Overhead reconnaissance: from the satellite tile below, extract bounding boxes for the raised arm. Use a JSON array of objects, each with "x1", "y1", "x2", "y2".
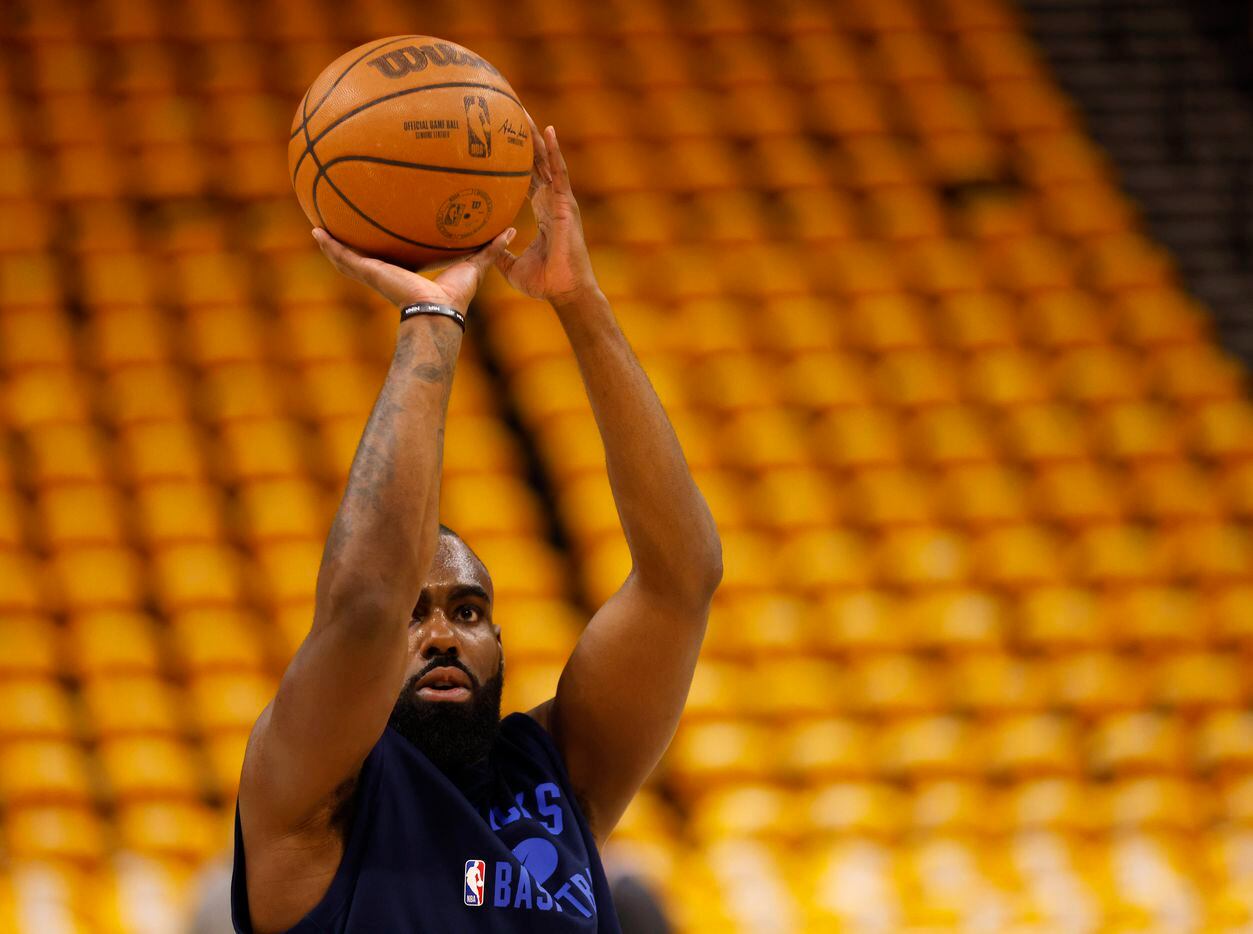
[
  {"x1": 496, "y1": 127, "x2": 723, "y2": 844},
  {"x1": 237, "y1": 229, "x2": 512, "y2": 865}
]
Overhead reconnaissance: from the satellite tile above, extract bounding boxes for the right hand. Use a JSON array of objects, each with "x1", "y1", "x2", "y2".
[{"x1": 312, "y1": 227, "x2": 516, "y2": 314}]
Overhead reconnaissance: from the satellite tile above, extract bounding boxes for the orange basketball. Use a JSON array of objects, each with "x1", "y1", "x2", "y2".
[{"x1": 288, "y1": 36, "x2": 533, "y2": 269}]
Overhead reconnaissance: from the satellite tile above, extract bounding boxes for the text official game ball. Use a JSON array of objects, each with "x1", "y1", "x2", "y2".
[{"x1": 289, "y1": 36, "x2": 534, "y2": 268}]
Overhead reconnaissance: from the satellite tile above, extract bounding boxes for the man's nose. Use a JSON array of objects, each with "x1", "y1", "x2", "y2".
[{"x1": 417, "y1": 610, "x2": 459, "y2": 657}]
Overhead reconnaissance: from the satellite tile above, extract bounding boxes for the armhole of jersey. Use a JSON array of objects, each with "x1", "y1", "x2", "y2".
[{"x1": 231, "y1": 737, "x2": 389, "y2": 932}]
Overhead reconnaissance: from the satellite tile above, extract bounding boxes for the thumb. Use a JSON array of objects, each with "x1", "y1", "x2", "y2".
[
  {"x1": 494, "y1": 247, "x2": 518, "y2": 280},
  {"x1": 465, "y1": 227, "x2": 516, "y2": 280}
]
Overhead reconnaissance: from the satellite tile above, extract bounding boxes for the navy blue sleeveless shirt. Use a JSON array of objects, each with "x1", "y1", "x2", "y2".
[{"x1": 232, "y1": 712, "x2": 621, "y2": 932}]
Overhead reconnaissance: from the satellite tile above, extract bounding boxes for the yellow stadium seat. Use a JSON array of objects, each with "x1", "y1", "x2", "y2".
[
  {"x1": 997, "y1": 403, "x2": 1091, "y2": 464},
  {"x1": 1130, "y1": 461, "x2": 1224, "y2": 522},
  {"x1": 1164, "y1": 522, "x2": 1253, "y2": 584},
  {"x1": 805, "y1": 781, "x2": 904, "y2": 838},
  {"x1": 0, "y1": 615, "x2": 58, "y2": 678},
  {"x1": 1047, "y1": 651, "x2": 1147, "y2": 717},
  {"x1": 778, "y1": 718, "x2": 875, "y2": 783},
  {"x1": 1069, "y1": 525, "x2": 1170, "y2": 586},
  {"x1": 741, "y1": 659, "x2": 842, "y2": 721},
  {"x1": 4, "y1": 368, "x2": 92, "y2": 428},
  {"x1": 908, "y1": 407, "x2": 1000, "y2": 466},
  {"x1": 688, "y1": 353, "x2": 776, "y2": 412},
  {"x1": 778, "y1": 528, "x2": 874, "y2": 593},
  {"x1": 878, "y1": 527, "x2": 972, "y2": 588},
  {"x1": 848, "y1": 653, "x2": 941, "y2": 716},
  {"x1": 217, "y1": 417, "x2": 309, "y2": 481},
  {"x1": 745, "y1": 468, "x2": 840, "y2": 533},
  {"x1": 1152, "y1": 652, "x2": 1244, "y2": 712},
  {"x1": 0, "y1": 307, "x2": 76, "y2": 369},
  {"x1": 510, "y1": 359, "x2": 593, "y2": 422},
  {"x1": 683, "y1": 660, "x2": 749, "y2": 721},
  {"x1": 80, "y1": 675, "x2": 183, "y2": 739},
  {"x1": 65, "y1": 610, "x2": 162, "y2": 678},
  {"x1": 47, "y1": 545, "x2": 146, "y2": 612},
  {"x1": 186, "y1": 672, "x2": 273, "y2": 736},
  {"x1": 1088, "y1": 712, "x2": 1186, "y2": 777},
  {"x1": 779, "y1": 351, "x2": 873, "y2": 411},
  {"x1": 690, "y1": 785, "x2": 796, "y2": 842},
  {"x1": 704, "y1": 529, "x2": 779, "y2": 594},
  {"x1": 5, "y1": 805, "x2": 105, "y2": 865},
  {"x1": 116, "y1": 801, "x2": 218, "y2": 861},
  {"x1": 98, "y1": 363, "x2": 189, "y2": 427},
  {"x1": 965, "y1": 349, "x2": 1053, "y2": 407},
  {"x1": 707, "y1": 593, "x2": 812, "y2": 658},
  {"x1": 932, "y1": 292, "x2": 1018, "y2": 351},
  {"x1": 1017, "y1": 131, "x2": 1110, "y2": 188},
  {"x1": 118, "y1": 422, "x2": 209, "y2": 484},
  {"x1": 902, "y1": 240, "x2": 989, "y2": 298},
  {"x1": 842, "y1": 292, "x2": 933, "y2": 351},
  {"x1": 35, "y1": 484, "x2": 127, "y2": 549},
  {"x1": 133, "y1": 480, "x2": 227, "y2": 545},
  {"x1": 253, "y1": 540, "x2": 321, "y2": 606},
  {"x1": 984, "y1": 714, "x2": 1081, "y2": 778},
  {"x1": 469, "y1": 536, "x2": 567, "y2": 600},
  {"x1": 938, "y1": 463, "x2": 1032, "y2": 526},
  {"x1": 948, "y1": 653, "x2": 1048, "y2": 715},
  {"x1": 877, "y1": 715, "x2": 977, "y2": 780},
  {"x1": 808, "y1": 84, "x2": 893, "y2": 138},
  {"x1": 911, "y1": 779, "x2": 993, "y2": 836},
  {"x1": 1103, "y1": 777, "x2": 1200, "y2": 834},
  {"x1": 1041, "y1": 184, "x2": 1136, "y2": 239},
  {"x1": 813, "y1": 408, "x2": 904, "y2": 469},
  {"x1": 26, "y1": 424, "x2": 112, "y2": 486},
  {"x1": 85, "y1": 306, "x2": 175, "y2": 370},
  {"x1": 0, "y1": 487, "x2": 26, "y2": 549},
  {"x1": 717, "y1": 410, "x2": 812, "y2": 471},
  {"x1": 169, "y1": 607, "x2": 268, "y2": 676},
  {"x1": 238, "y1": 478, "x2": 329, "y2": 543},
  {"x1": 97, "y1": 737, "x2": 202, "y2": 802},
  {"x1": 905, "y1": 588, "x2": 1005, "y2": 653},
  {"x1": 1105, "y1": 585, "x2": 1208, "y2": 652},
  {"x1": 1017, "y1": 586, "x2": 1111, "y2": 652},
  {"x1": 779, "y1": 188, "x2": 861, "y2": 242},
  {"x1": 846, "y1": 467, "x2": 938, "y2": 527},
  {"x1": 442, "y1": 474, "x2": 546, "y2": 538},
  {"x1": 813, "y1": 590, "x2": 910, "y2": 655},
  {"x1": 785, "y1": 32, "x2": 868, "y2": 83},
  {"x1": 0, "y1": 552, "x2": 45, "y2": 612},
  {"x1": 1085, "y1": 233, "x2": 1175, "y2": 293},
  {"x1": 198, "y1": 363, "x2": 289, "y2": 422},
  {"x1": 957, "y1": 30, "x2": 1045, "y2": 83},
  {"x1": 864, "y1": 188, "x2": 947, "y2": 242},
  {"x1": 1209, "y1": 584, "x2": 1253, "y2": 647},
  {"x1": 750, "y1": 137, "x2": 832, "y2": 190},
  {"x1": 973, "y1": 525, "x2": 1068, "y2": 588},
  {"x1": 874, "y1": 350, "x2": 963, "y2": 408},
  {"x1": 0, "y1": 679, "x2": 74, "y2": 742},
  {"x1": 1186, "y1": 399, "x2": 1253, "y2": 461},
  {"x1": 1020, "y1": 289, "x2": 1110, "y2": 349},
  {"x1": 983, "y1": 235, "x2": 1076, "y2": 294},
  {"x1": 442, "y1": 416, "x2": 524, "y2": 477},
  {"x1": 999, "y1": 778, "x2": 1092, "y2": 833},
  {"x1": 206, "y1": 732, "x2": 250, "y2": 798},
  {"x1": 1031, "y1": 462, "x2": 1126, "y2": 527},
  {"x1": 0, "y1": 740, "x2": 93, "y2": 805},
  {"x1": 1195, "y1": 710, "x2": 1253, "y2": 776},
  {"x1": 1091, "y1": 402, "x2": 1185, "y2": 462},
  {"x1": 666, "y1": 721, "x2": 777, "y2": 795},
  {"x1": 0, "y1": 201, "x2": 53, "y2": 253},
  {"x1": 1052, "y1": 346, "x2": 1147, "y2": 405},
  {"x1": 151, "y1": 542, "x2": 246, "y2": 609},
  {"x1": 1115, "y1": 290, "x2": 1210, "y2": 348}
]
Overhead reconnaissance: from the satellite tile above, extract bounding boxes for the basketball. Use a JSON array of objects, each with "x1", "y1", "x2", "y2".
[{"x1": 288, "y1": 36, "x2": 534, "y2": 269}]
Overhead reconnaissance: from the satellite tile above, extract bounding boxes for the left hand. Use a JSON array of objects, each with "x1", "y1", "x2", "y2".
[{"x1": 495, "y1": 125, "x2": 601, "y2": 308}]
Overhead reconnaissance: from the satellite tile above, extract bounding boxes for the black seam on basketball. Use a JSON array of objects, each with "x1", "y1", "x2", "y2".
[
  {"x1": 319, "y1": 155, "x2": 531, "y2": 178},
  {"x1": 313, "y1": 166, "x2": 492, "y2": 253},
  {"x1": 302, "y1": 88, "x2": 327, "y2": 228},
  {"x1": 290, "y1": 35, "x2": 425, "y2": 142},
  {"x1": 290, "y1": 82, "x2": 522, "y2": 184}
]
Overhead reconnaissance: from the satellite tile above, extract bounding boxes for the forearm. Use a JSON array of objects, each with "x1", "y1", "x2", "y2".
[
  {"x1": 315, "y1": 316, "x2": 461, "y2": 628},
  {"x1": 554, "y1": 291, "x2": 722, "y2": 598}
]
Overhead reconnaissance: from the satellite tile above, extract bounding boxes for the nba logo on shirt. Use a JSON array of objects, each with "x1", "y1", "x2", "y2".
[{"x1": 464, "y1": 859, "x2": 485, "y2": 906}]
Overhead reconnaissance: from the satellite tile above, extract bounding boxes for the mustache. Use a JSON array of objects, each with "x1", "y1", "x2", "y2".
[{"x1": 413, "y1": 655, "x2": 480, "y2": 690}]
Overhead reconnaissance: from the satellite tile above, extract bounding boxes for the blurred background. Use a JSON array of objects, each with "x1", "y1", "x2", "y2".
[{"x1": 2, "y1": 0, "x2": 1253, "y2": 930}]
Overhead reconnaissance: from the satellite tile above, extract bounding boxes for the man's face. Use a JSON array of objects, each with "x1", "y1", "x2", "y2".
[{"x1": 388, "y1": 533, "x2": 504, "y2": 774}]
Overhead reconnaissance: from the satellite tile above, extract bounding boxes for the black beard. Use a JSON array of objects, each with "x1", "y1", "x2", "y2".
[{"x1": 388, "y1": 661, "x2": 504, "y2": 779}]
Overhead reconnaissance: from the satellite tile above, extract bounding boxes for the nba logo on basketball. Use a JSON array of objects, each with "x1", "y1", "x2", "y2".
[{"x1": 464, "y1": 859, "x2": 486, "y2": 906}]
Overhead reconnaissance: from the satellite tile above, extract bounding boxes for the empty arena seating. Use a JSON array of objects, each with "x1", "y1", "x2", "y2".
[{"x1": 1, "y1": 0, "x2": 1252, "y2": 929}]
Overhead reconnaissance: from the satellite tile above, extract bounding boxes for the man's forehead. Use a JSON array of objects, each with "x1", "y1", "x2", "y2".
[{"x1": 428, "y1": 535, "x2": 492, "y2": 596}]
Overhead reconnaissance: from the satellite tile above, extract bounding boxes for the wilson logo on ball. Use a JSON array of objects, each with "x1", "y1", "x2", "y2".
[{"x1": 366, "y1": 43, "x2": 500, "y2": 79}]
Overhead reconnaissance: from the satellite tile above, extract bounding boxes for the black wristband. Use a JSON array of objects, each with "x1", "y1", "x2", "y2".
[{"x1": 400, "y1": 302, "x2": 466, "y2": 331}]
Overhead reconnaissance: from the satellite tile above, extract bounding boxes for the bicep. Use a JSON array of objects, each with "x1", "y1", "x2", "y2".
[
  {"x1": 547, "y1": 576, "x2": 710, "y2": 843},
  {"x1": 240, "y1": 608, "x2": 408, "y2": 838}
]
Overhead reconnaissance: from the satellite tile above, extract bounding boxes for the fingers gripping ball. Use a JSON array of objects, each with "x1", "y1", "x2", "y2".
[{"x1": 289, "y1": 37, "x2": 534, "y2": 269}]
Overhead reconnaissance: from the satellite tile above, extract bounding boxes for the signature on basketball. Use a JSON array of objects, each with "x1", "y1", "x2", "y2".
[{"x1": 498, "y1": 119, "x2": 529, "y2": 146}]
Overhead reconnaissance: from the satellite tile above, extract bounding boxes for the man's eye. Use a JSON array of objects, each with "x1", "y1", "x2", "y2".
[{"x1": 457, "y1": 605, "x2": 480, "y2": 622}]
